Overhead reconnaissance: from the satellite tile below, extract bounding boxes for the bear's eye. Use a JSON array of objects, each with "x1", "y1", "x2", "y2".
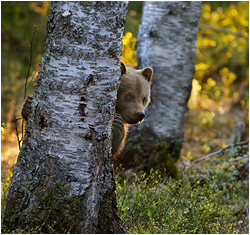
[
  {"x1": 125, "y1": 94, "x2": 133, "y2": 101},
  {"x1": 143, "y1": 97, "x2": 147, "y2": 105}
]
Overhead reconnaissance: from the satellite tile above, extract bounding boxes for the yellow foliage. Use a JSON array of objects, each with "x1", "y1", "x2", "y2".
[
  {"x1": 198, "y1": 111, "x2": 216, "y2": 127},
  {"x1": 214, "y1": 90, "x2": 221, "y2": 97},
  {"x1": 211, "y1": 12, "x2": 219, "y2": 22},
  {"x1": 240, "y1": 100, "x2": 246, "y2": 106},
  {"x1": 201, "y1": 118, "x2": 207, "y2": 124},
  {"x1": 207, "y1": 78, "x2": 216, "y2": 87},
  {"x1": 188, "y1": 79, "x2": 202, "y2": 109},
  {"x1": 226, "y1": 52, "x2": 232, "y2": 58},
  {"x1": 219, "y1": 67, "x2": 237, "y2": 86},
  {"x1": 1, "y1": 130, "x2": 19, "y2": 181},
  {"x1": 121, "y1": 32, "x2": 137, "y2": 67},
  {"x1": 186, "y1": 151, "x2": 194, "y2": 161},
  {"x1": 195, "y1": 62, "x2": 209, "y2": 71},
  {"x1": 202, "y1": 144, "x2": 211, "y2": 152},
  {"x1": 233, "y1": 92, "x2": 238, "y2": 98},
  {"x1": 29, "y1": 2, "x2": 49, "y2": 15},
  {"x1": 1, "y1": 126, "x2": 7, "y2": 134},
  {"x1": 190, "y1": 1, "x2": 248, "y2": 146},
  {"x1": 231, "y1": 9, "x2": 238, "y2": 17}
]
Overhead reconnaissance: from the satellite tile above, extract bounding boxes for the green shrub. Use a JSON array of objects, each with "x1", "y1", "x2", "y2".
[{"x1": 116, "y1": 168, "x2": 248, "y2": 234}]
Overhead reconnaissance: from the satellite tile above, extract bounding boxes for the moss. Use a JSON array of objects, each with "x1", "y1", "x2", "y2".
[
  {"x1": 32, "y1": 181, "x2": 81, "y2": 233},
  {"x1": 155, "y1": 142, "x2": 180, "y2": 179},
  {"x1": 116, "y1": 133, "x2": 183, "y2": 179},
  {"x1": 2, "y1": 180, "x2": 82, "y2": 234}
]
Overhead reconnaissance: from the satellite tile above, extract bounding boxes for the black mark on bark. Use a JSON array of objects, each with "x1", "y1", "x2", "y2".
[{"x1": 79, "y1": 96, "x2": 87, "y2": 120}]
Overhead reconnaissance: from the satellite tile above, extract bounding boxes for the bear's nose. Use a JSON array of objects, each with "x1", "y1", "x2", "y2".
[{"x1": 137, "y1": 112, "x2": 145, "y2": 122}]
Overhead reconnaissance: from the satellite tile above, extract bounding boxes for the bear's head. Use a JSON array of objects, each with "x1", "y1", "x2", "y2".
[{"x1": 116, "y1": 62, "x2": 153, "y2": 124}]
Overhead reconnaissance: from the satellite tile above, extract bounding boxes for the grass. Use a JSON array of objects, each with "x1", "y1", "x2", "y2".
[
  {"x1": 1, "y1": 162, "x2": 249, "y2": 234},
  {"x1": 115, "y1": 164, "x2": 249, "y2": 234},
  {"x1": 1, "y1": 130, "x2": 249, "y2": 233}
]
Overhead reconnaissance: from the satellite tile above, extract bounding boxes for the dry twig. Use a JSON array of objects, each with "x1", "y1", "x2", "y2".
[
  {"x1": 14, "y1": 114, "x2": 21, "y2": 151},
  {"x1": 199, "y1": 23, "x2": 249, "y2": 39},
  {"x1": 21, "y1": 26, "x2": 37, "y2": 143},
  {"x1": 193, "y1": 140, "x2": 249, "y2": 163},
  {"x1": 13, "y1": 26, "x2": 37, "y2": 152},
  {"x1": 229, "y1": 154, "x2": 249, "y2": 163},
  {"x1": 24, "y1": 25, "x2": 37, "y2": 100}
]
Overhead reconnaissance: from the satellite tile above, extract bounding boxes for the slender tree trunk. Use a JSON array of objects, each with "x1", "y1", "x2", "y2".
[
  {"x1": 116, "y1": 1, "x2": 201, "y2": 176},
  {"x1": 3, "y1": 1, "x2": 128, "y2": 233}
]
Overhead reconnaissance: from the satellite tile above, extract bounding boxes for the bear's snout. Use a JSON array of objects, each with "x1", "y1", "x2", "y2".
[{"x1": 136, "y1": 112, "x2": 145, "y2": 122}]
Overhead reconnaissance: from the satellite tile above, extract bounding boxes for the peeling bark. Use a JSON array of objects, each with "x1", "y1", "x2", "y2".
[
  {"x1": 116, "y1": 1, "x2": 201, "y2": 174},
  {"x1": 3, "y1": 1, "x2": 128, "y2": 233}
]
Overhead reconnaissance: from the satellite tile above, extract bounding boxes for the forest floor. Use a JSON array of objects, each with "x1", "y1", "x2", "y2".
[{"x1": 1, "y1": 103, "x2": 249, "y2": 233}]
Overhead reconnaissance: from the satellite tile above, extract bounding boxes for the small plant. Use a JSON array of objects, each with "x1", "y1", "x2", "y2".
[{"x1": 116, "y1": 167, "x2": 248, "y2": 234}]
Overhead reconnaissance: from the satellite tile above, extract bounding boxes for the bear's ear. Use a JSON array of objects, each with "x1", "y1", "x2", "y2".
[
  {"x1": 141, "y1": 67, "x2": 153, "y2": 83},
  {"x1": 120, "y1": 61, "x2": 127, "y2": 75}
]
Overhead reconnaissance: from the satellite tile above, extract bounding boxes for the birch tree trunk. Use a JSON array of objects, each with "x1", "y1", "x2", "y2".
[
  {"x1": 3, "y1": 1, "x2": 128, "y2": 233},
  {"x1": 116, "y1": 1, "x2": 201, "y2": 176}
]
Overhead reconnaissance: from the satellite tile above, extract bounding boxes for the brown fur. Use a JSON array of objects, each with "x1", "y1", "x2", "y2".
[{"x1": 112, "y1": 62, "x2": 153, "y2": 157}]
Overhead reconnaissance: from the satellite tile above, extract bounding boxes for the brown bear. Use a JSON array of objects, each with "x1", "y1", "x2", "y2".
[
  {"x1": 112, "y1": 62, "x2": 153, "y2": 157},
  {"x1": 21, "y1": 62, "x2": 153, "y2": 157}
]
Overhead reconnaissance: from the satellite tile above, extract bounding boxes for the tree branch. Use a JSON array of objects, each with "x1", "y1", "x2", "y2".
[
  {"x1": 26, "y1": 69, "x2": 38, "y2": 90},
  {"x1": 199, "y1": 23, "x2": 249, "y2": 39},
  {"x1": 24, "y1": 25, "x2": 36, "y2": 100},
  {"x1": 193, "y1": 140, "x2": 249, "y2": 163},
  {"x1": 21, "y1": 25, "x2": 37, "y2": 148},
  {"x1": 14, "y1": 114, "x2": 21, "y2": 151},
  {"x1": 229, "y1": 154, "x2": 249, "y2": 162}
]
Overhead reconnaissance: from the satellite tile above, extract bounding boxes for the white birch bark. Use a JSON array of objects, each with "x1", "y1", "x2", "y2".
[
  {"x1": 116, "y1": 1, "x2": 201, "y2": 171},
  {"x1": 137, "y1": 1, "x2": 201, "y2": 142},
  {"x1": 3, "y1": 1, "x2": 128, "y2": 233}
]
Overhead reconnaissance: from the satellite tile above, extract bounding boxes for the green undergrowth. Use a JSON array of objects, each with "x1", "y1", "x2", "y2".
[
  {"x1": 115, "y1": 167, "x2": 249, "y2": 234},
  {"x1": 2, "y1": 164, "x2": 248, "y2": 234}
]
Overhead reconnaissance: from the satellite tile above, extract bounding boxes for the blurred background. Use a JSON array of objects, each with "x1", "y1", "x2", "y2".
[{"x1": 1, "y1": 1, "x2": 249, "y2": 182}]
